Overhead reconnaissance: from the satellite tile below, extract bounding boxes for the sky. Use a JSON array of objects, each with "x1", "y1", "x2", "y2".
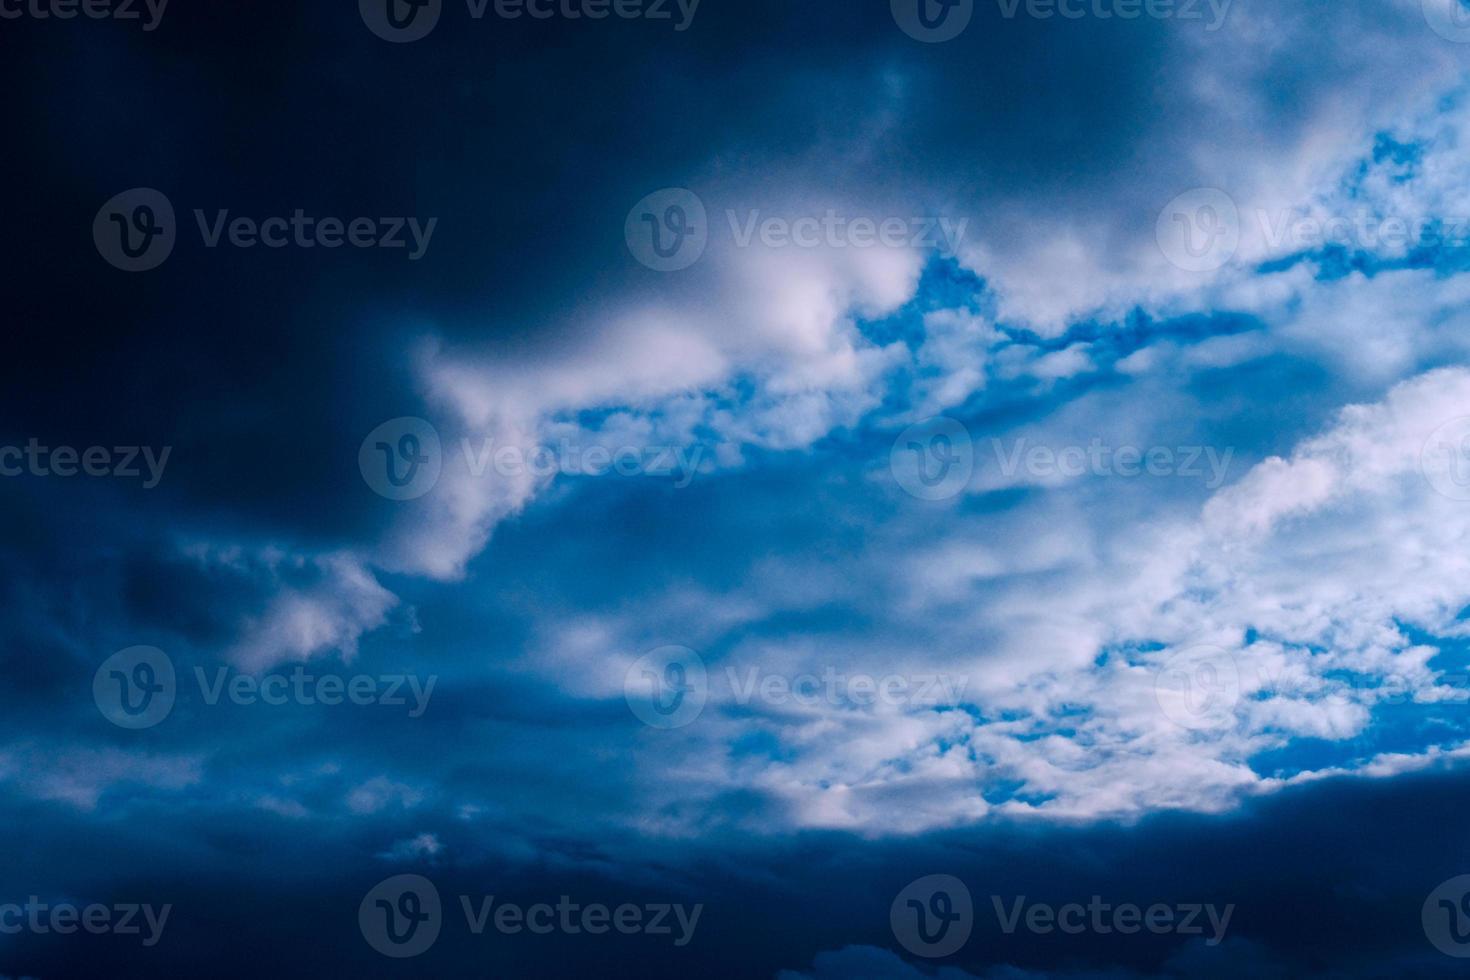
[{"x1": 7, "y1": 0, "x2": 1470, "y2": 976}]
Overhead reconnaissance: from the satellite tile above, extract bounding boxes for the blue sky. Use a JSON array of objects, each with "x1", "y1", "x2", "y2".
[{"x1": 8, "y1": 0, "x2": 1470, "y2": 975}]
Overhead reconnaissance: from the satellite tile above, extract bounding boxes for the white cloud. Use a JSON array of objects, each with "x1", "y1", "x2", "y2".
[
  {"x1": 956, "y1": 3, "x2": 1468, "y2": 332},
  {"x1": 377, "y1": 832, "x2": 444, "y2": 862},
  {"x1": 226, "y1": 553, "x2": 398, "y2": 673},
  {"x1": 347, "y1": 776, "x2": 426, "y2": 815},
  {"x1": 0, "y1": 744, "x2": 203, "y2": 811},
  {"x1": 498, "y1": 366, "x2": 1470, "y2": 834}
]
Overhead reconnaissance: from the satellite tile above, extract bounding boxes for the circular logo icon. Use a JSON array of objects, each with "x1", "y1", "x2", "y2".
[
  {"x1": 93, "y1": 646, "x2": 176, "y2": 730},
  {"x1": 94, "y1": 188, "x2": 176, "y2": 272},
  {"x1": 892, "y1": 0, "x2": 974, "y2": 42},
  {"x1": 360, "y1": 0, "x2": 441, "y2": 42},
  {"x1": 1154, "y1": 646, "x2": 1240, "y2": 731},
  {"x1": 360, "y1": 418, "x2": 442, "y2": 501},
  {"x1": 891, "y1": 874, "x2": 973, "y2": 959},
  {"x1": 1421, "y1": 417, "x2": 1470, "y2": 501},
  {"x1": 360, "y1": 874, "x2": 442, "y2": 958},
  {"x1": 625, "y1": 188, "x2": 708, "y2": 272},
  {"x1": 1156, "y1": 188, "x2": 1240, "y2": 273},
  {"x1": 1424, "y1": 0, "x2": 1470, "y2": 43},
  {"x1": 891, "y1": 417, "x2": 974, "y2": 501},
  {"x1": 1424, "y1": 875, "x2": 1470, "y2": 957},
  {"x1": 624, "y1": 646, "x2": 707, "y2": 729}
]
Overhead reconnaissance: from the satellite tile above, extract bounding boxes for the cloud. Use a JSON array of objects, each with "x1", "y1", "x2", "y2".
[
  {"x1": 956, "y1": 1, "x2": 1469, "y2": 332},
  {"x1": 214, "y1": 551, "x2": 398, "y2": 673},
  {"x1": 477, "y1": 360, "x2": 1470, "y2": 835},
  {"x1": 0, "y1": 743, "x2": 203, "y2": 811},
  {"x1": 346, "y1": 776, "x2": 426, "y2": 815},
  {"x1": 376, "y1": 832, "x2": 443, "y2": 862}
]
